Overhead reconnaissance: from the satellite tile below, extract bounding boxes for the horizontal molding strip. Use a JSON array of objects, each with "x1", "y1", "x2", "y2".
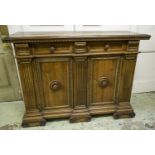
[{"x1": 140, "y1": 50, "x2": 155, "y2": 53}]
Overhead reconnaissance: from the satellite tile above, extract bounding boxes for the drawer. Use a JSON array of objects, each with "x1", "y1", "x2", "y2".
[
  {"x1": 31, "y1": 42, "x2": 73, "y2": 55},
  {"x1": 88, "y1": 41, "x2": 128, "y2": 53},
  {"x1": 14, "y1": 44, "x2": 30, "y2": 56}
]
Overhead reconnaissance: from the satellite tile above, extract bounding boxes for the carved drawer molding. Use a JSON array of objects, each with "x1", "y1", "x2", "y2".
[
  {"x1": 14, "y1": 43, "x2": 31, "y2": 56},
  {"x1": 74, "y1": 42, "x2": 87, "y2": 53}
]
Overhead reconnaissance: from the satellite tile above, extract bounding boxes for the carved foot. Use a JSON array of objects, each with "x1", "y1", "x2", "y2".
[
  {"x1": 113, "y1": 111, "x2": 135, "y2": 119},
  {"x1": 113, "y1": 102, "x2": 135, "y2": 119},
  {"x1": 22, "y1": 119, "x2": 46, "y2": 127},
  {"x1": 70, "y1": 106, "x2": 91, "y2": 123},
  {"x1": 22, "y1": 110, "x2": 46, "y2": 127}
]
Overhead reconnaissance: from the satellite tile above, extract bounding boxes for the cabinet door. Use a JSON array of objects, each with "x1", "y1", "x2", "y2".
[
  {"x1": 36, "y1": 57, "x2": 73, "y2": 110},
  {"x1": 87, "y1": 56, "x2": 120, "y2": 106}
]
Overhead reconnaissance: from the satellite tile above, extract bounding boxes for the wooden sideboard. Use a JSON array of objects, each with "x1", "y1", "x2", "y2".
[{"x1": 2, "y1": 31, "x2": 150, "y2": 127}]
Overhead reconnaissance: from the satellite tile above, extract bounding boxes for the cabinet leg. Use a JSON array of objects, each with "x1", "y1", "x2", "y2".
[
  {"x1": 113, "y1": 102, "x2": 135, "y2": 119},
  {"x1": 22, "y1": 110, "x2": 46, "y2": 127},
  {"x1": 70, "y1": 106, "x2": 91, "y2": 123}
]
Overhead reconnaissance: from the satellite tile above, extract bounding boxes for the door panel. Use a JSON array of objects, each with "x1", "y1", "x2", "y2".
[
  {"x1": 38, "y1": 58, "x2": 73, "y2": 109},
  {"x1": 0, "y1": 25, "x2": 21, "y2": 102},
  {"x1": 88, "y1": 57, "x2": 119, "y2": 105}
]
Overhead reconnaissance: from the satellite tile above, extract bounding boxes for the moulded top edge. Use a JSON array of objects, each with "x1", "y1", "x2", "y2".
[{"x1": 2, "y1": 31, "x2": 151, "y2": 43}]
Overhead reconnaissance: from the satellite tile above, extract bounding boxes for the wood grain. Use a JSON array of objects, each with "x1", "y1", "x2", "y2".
[
  {"x1": 2, "y1": 31, "x2": 150, "y2": 127},
  {"x1": 88, "y1": 57, "x2": 119, "y2": 105},
  {"x1": 2, "y1": 31, "x2": 150, "y2": 43}
]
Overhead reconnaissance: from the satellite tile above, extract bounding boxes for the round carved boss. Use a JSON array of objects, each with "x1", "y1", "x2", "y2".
[
  {"x1": 50, "y1": 80, "x2": 62, "y2": 91},
  {"x1": 49, "y1": 46, "x2": 55, "y2": 53},
  {"x1": 104, "y1": 44, "x2": 110, "y2": 51},
  {"x1": 98, "y1": 77, "x2": 109, "y2": 88}
]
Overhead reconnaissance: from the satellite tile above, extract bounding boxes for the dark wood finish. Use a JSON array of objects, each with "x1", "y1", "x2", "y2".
[
  {"x1": 70, "y1": 56, "x2": 91, "y2": 123},
  {"x1": 2, "y1": 31, "x2": 150, "y2": 42},
  {"x1": 2, "y1": 31, "x2": 150, "y2": 127}
]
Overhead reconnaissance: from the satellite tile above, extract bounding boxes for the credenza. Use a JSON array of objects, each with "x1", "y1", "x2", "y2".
[{"x1": 3, "y1": 31, "x2": 150, "y2": 127}]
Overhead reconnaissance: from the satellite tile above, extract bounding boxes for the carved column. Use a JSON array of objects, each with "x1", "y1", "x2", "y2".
[
  {"x1": 113, "y1": 40, "x2": 139, "y2": 119},
  {"x1": 16, "y1": 44, "x2": 45, "y2": 127},
  {"x1": 70, "y1": 42, "x2": 91, "y2": 122}
]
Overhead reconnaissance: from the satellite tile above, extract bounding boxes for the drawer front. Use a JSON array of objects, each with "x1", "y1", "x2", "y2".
[
  {"x1": 36, "y1": 57, "x2": 73, "y2": 109},
  {"x1": 15, "y1": 41, "x2": 128, "y2": 56},
  {"x1": 14, "y1": 43, "x2": 31, "y2": 56},
  {"x1": 87, "y1": 56, "x2": 120, "y2": 105},
  {"x1": 88, "y1": 41, "x2": 127, "y2": 53},
  {"x1": 32, "y1": 42, "x2": 73, "y2": 55}
]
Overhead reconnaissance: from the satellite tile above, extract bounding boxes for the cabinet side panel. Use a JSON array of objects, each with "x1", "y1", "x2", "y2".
[{"x1": 118, "y1": 58, "x2": 136, "y2": 102}]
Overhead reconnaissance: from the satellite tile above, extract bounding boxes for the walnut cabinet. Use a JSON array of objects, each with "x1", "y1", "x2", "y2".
[{"x1": 3, "y1": 31, "x2": 150, "y2": 127}]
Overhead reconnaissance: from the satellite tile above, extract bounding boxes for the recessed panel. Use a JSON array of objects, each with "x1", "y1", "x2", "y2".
[
  {"x1": 40, "y1": 58, "x2": 72, "y2": 108},
  {"x1": 88, "y1": 57, "x2": 119, "y2": 105}
]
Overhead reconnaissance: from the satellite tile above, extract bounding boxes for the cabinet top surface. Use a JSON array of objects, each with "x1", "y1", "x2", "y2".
[{"x1": 2, "y1": 31, "x2": 151, "y2": 43}]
